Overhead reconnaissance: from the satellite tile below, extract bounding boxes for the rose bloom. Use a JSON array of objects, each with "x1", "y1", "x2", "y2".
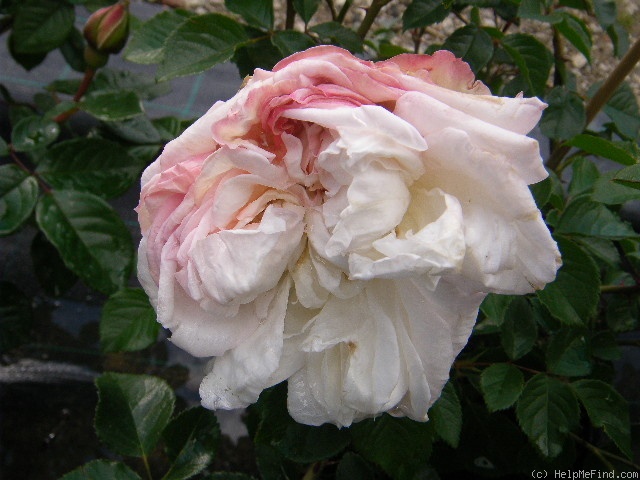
[{"x1": 137, "y1": 46, "x2": 561, "y2": 427}]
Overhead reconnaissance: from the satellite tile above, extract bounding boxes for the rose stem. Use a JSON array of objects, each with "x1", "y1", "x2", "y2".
[
  {"x1": 546, "y1": 36, "x2": 640, "y2": 172},
  {"x1": 285, "y1": 0, "x2": 295, "y2": 29},
  {"x1": 356, "y1": 0, "x2": 392, "y2": 39},
  {"x1": 336, "y1": 0, "x2": 352, "y2": 24},
  {"x1": 53, "y1": 67, "x2": 96, "y2": 123}
]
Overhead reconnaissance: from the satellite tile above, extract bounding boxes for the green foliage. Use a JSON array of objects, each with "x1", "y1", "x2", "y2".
[
  {"x1": 0, "y1": 165, "x2": 38, "y2": 235},
  {"x1": 537, "y1": 237, "x2": 600, "y2": 325},
  {"x1": 162, "y1": 407, "x2": 221, "y2": 480},
  {"x1": 571, "y1": 380, "x2": 632, "y2": 458},
  {"x1": 428, "y1": 381, "x2": 462, "y2": 447},
  {"x1": 95, "y1": 373, "x2": 175, "y2": 457},
  {"x1": 100, "y1": 288, "x2": 160, "y2": 353},
  {"x1": 35, "y1": 190, "x2": 134, "y2": 294},
  {"x1": 540, "y1": 86, "x2": 586, "y2": 140},
  {"x1": 516, "y1": 374, "x2": 580, "y2": 457},
  {"x1": 60, "y1": 460, "x2": 141, "y2": 480},
  {"x1": 350, "y1": 414, "x2": 434, "y2": 479},
  {"x1": 480, "y1": 363, "x2": 524, "y2": 412},
  {"x1": 157, "y1": 14, "x2": 249, "y2": 81}
]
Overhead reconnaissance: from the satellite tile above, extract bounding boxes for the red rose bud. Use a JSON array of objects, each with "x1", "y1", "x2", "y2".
[{"x1": 83, "y1": 2, "x2": 130, "y2": 55}]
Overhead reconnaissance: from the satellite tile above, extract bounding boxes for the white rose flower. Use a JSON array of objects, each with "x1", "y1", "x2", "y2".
[{"x1": 137, "y1": 46, "x2": 561, "y2": 427}]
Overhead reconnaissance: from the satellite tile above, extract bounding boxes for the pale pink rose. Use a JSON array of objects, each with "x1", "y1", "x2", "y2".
[{"x1": 137, "y1": 46, "x2": 561, "y2": 427}]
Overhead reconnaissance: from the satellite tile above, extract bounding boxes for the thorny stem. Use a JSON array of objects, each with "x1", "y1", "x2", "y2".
[
  {"x1": 356, "y1": 0, "x2": 392, "y2": 39},
  {"x1": 53, "y1": 67, "x2": 96, "y2": 123},
  {"x1": 546, "y1": 36, "x2": 640, "y2": 172},
  {"x1": 570, "y1": 433, "x2": 640, "y2": 471}
]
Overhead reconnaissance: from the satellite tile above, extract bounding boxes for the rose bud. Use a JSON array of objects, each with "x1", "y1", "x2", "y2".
[
  {"x1": 83, "y1": 2, "x2": 130, "y2": 55},
  {"x1": 137, "y1": 46, "x2": 562, "y2": 427}
]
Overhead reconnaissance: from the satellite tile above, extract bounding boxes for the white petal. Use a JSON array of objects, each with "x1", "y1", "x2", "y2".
[
  {"x1": 286, "y1": 278, "x2": 484, "y2": 426},
  {"x1": 200, "y1": 278, "x2": 292, "y2": 409},
  {"x1": 190, "y1": 204, "x2": 305, "y2": 305},
  {"x1": 326, "y1": 165, "x2": 411, "y2": 256},
  {"x1": 417, "y1": 128, "x2": 561, "y2": 294},
  {"x1": 395, "y1": 91, "x2": 547, "y2": 185},
  {"x1": 285, "y1": 105, "x2": 427, "y2": 178},
  {"x1": 349, "y1": 187, "x2": 465, "y2": 281}
]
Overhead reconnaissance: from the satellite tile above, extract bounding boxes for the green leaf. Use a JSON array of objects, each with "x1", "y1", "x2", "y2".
[
  {"x1": 590, "y1": 331, "x2": 621, "y2": 361},
  {"x1": 37, "y1": 138, "x2": 142, "y2": 199},
  {"x1": 429, "y1": 381, "x2": 462, "y2": 448},
  {"x1": 592, "y1": 170, "x2": 640, "y2": 204},
  {"x1": 11, "y1": 0, "x2": 74, "y2": 54},
  {"x1": 606, "y1": 295, "x2": 638, "y2": 332},
  {"x1": 158, "y1": 14, "x2": 249, "y2": 82},
  {"x1": 546, "y1": 328, "x2": 591, "y2": 377},
  {"x1": 441, "y1": 25, "x2": 494, "y2": 74},
  {"x1": 555, "y1": 196, "x2": 638, "y2": 239},
  {"x1": 95, "y1": 373, "x2": 175, "y2": 457},
  {"x1": 501, "y1": 297, "x2": 537, "y2": 360},
  {"x1": 566, "y1": 134, "x2": 637, "y2": 165},
  {"x1": 233, "y1": 34, "x2": 283, "y2": 76},
  {"x1": 480, "y1": 294, "x2": 515, "y2": 326},
  {"x1": 31, "y1": 232, "x2": 78, "y2": 296},
  {"x1": 0, "y1": 137, "x2": 8, "y2": 156},
  {"x1": 540, "y1": 86, "x2": 585, "y2": 140},
  {"x1": 91, "y1": 69, "x2": 171, "y2": 101},
  {"x1": 35, "y1": 190, "x2": 134, "y2": 294},
  {"x1": 351, "y1": 414, "x2": 434, "y2": 480},
  {"x1": 606, "y1": 23, "x2": 629, "y2": 58},
  {"x1": 571, "y1": 380, "x2": 632, "y2": 458},
  {"x1": 480, "y1": 363, "x2": 524, "y2": 412},
  {"x1": 555, "y1": 12, "x2": 591, "y2": 62},
  {"x1": 403, "y1": 0, "x2": 449, "y2": 30},
  {"x1": 80, "y1": 91, "x2": 144, "y2": 121},
  {"x1": 593, "y1": 0, "x2": 617, "y2": 29},
  {"x1": 602, "y1": 82, "x2": 640, "y2": 139},
  {"x1": 292, "y1": 0, "x2": 321, "y2": 23},
  {"x1": 501, "y1": 34, "x2": 552, "y2": 96},
  {"x1": 0, "y1": 165, "x2": 38, "y2": 236},
  {"x1": 226, "y1": 0, "x2": 274, "y2": 30},
  {"x1": 60, "y1": 27, "x2": 86, "y2": 72},
  {"x1": 537, "y1": 237, "x2": 600, "y2": 326},
  {"x1": 11, "y1": 116, "x2": 60, "y2": 152},
  {"x1": 0, "y1": 282, "x2": 33, "y2": 354},
  {"x1": 277, "y1": 422, "x2": 351, "y2": 463},
  {"x1": 309, "y1": 22, "x2": 363, "y2": 53},
  {"x1": 124, "y1": 9, "x2": 194, "y2": 64},
  {"x1": 271, "y1": 30, "x2": 316, "y2": 57},
  {"x1": 104, "y1": 116, "x2": 163, "y2": 145},
  {"x1": 100, "y1": 288, "x2": 159, "y2": 353},
  {"x1": 60, "y1": 460, "x2": 141, "y2": 480},
  {"x1": 612, "y1": 163, "x2": 640, "y2": 190},
  {"x1": 8, "y1": 35, "x2": 47, "y2": 70},
  {"x1": 516, "y1": 374, "x2": 580, "y2": 457},
  {"x1": 152, "y1": 117, "x2": 190, "y2": 142},
  {"x1": 336, "y1": 452, "x2": 375, "y2": 480},
  {"x1": 568, "y1": 157, "x2": 599, "y2": 197},
  {"x1": 162, "y1": 407, "x2": 221, "y2": 480}
]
